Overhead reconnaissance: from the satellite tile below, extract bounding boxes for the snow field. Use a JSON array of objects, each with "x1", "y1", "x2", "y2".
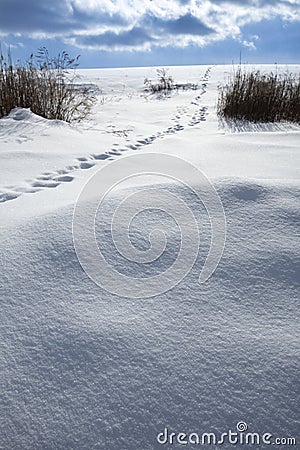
[{"x1": 0, "y1": 64, "x2": 299, "y2": 449}]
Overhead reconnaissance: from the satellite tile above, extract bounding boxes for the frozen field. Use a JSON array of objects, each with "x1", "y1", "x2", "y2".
[{"x1": 0, "y1": 65, "x2": 299, "y2": 449}]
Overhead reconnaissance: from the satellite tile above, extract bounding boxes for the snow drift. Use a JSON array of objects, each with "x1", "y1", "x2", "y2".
[{"x1": 0, "y1": 65, "x2": 299, "y2": 449}]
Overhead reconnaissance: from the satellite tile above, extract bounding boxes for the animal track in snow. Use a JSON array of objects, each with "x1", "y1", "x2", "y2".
[
  {"x1": 54, "y1": 175, "x2": 74, "y2": 182},
  {"x1": 92, "y1": 153, "x2": 110, "y2": 160},
  {"x1": 80, "y1": 162, "x2": 95, "y2": 169},
  {"x1": 32, "y1": 181, "x2": 60, "y2": 188},
  {"x1": 77, "y1": 157, "x2": 88, "y2": 162},
  {"x1": 188, "y1": 106, "x2": 208, "y2": 127},
  {"x1": 0, "y1": 192, "x2": 21, "y2": 203},
  {"x1": 0, "y1": 67, "x2": 212, "y2": 203}
]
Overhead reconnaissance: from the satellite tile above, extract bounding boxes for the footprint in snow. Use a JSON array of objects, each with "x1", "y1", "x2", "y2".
[
  {"x1": 32, "y1": 181, "x2": 60, "y2": 188},
  {"x1": 92, "y1": 153, "x2": 110, "y2": 160},
  {"x1": 108, "y1": 150, "x2": 121, "y2": 155},
  {"x1": 54, "y1": 175, "x2": 74, "y2": 182},
  {"x1": 66, "y1": 165, "x2": 79, "y2": 170},
  {"x1": 36, "y1": 175, "x2": 52, "y2": 181},
  {"x1": 0, "y1": 192, "x2": 21, "y2": 203},
  {"x1": 80, "y1": 162, "x2": 95, "y2": 169}
]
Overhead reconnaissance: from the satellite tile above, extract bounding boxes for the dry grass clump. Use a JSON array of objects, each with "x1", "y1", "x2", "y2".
[
  {"x1": 144, "y1": 68, "x2": 174, "y2": 93},
  {"x1": 144, "y1": 68, "x2": 199, "y2": 95},
  {"x1": 217, "y1": 68, "x2": 300, "y2": 123},
  {"x1": 0, "y1": 47, "x2": 96, "y2": 122}
]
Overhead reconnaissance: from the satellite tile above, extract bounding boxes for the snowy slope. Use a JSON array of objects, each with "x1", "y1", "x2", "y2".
[{"x1": 0, "y1": 65, "x2": 299, "y2": 449}]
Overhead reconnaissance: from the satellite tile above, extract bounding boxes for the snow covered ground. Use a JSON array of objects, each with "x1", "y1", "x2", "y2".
[{"x1": 0, "y1": 65, "x2": 299, "y2": 449}]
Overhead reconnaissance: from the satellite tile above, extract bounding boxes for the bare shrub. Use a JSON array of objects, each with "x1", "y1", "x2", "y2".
[
  {"x1": 0, "y1": 47, "x2": 96, "y2": 122},
  {"x1": 144, "y1": 68, "x2": 174, "y2": 93},
  {"x1": 144, "y1": 68, "x2": 199, "y2": 95},
  {"x1": 217, "y1": 67, "x2": 300, "y2": 123}
]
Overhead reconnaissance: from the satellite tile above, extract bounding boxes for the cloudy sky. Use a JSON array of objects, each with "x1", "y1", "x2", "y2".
[{"x1": 0, "y1": 0, "x2": 299, "y2": 67}]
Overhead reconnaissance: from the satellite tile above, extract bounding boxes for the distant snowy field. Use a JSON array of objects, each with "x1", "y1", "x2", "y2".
[{"x1": 0, "y1": 65, "x2": 299, "y2": 449}]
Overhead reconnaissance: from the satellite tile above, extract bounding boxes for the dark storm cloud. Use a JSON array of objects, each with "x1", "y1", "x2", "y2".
[
  {"x1": 145, "y1": 13, "x2": 214, "y2": 36},
  {"x1": 0, "y1": 0, "x2": 127, "y2": 34},
  {"x1": 75, "y1": 27, "x2": 154, "y2": 49},
  {"x1": 71, "y1": 13, "x2": 213, "y2": 50},
  {"x1": 0, "y1": 0, "x2": 71, "y2": 33}
]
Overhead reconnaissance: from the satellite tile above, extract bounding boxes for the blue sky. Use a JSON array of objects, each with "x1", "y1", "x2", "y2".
[{"x1": 0, "y1": 0, "x2": 299, "y2": 68}]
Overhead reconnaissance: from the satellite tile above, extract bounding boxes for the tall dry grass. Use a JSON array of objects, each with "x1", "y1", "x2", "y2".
[
  {"x1": 217, "y1": 68, "x2": 300, "y2": 123},
  {"x1": 0, "y1": 47, "x2": 95, "y2": 122}
]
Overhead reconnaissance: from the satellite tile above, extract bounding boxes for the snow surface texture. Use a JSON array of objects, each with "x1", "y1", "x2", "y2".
[{"x1": 0, "y1": 65, "x2": 299, "y2": 449}]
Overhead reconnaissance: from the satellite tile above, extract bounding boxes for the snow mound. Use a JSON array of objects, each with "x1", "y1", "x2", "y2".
[
  {"x1": 8, "y1": 107, "x2": 40, "y2": 122},
  {"x1": 6, "y1": 107, "x2": 68, "y2": 126},
  {"x1": 0, "y1": 179, "x2": 299, "y2": 449}
]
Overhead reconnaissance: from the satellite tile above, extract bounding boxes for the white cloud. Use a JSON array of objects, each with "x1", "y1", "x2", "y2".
[
  {"x1": 0, "y1": 0, "x2": 299, "y2": 51},
  {"x1": 242, "y1": 40, "x2": 257, "y2": 50}
]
